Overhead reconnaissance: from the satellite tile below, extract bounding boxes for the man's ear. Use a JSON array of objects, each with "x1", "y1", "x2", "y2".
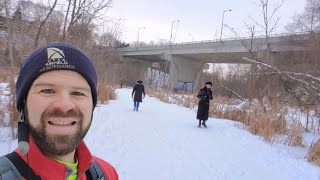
[{"x1": 22, "y1": 100, "x2": 30, "y2": 125}]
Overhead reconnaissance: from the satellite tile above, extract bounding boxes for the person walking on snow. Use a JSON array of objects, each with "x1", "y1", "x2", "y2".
[
  {"x1": 0, "y1": 43, "x2": 118, "y2": 179},
  {"x1": 196, "y1": 81, "x2": 213, "y2": 128},
  {"x1": 132, "y1": 80, "x2": 145, "y2": 111}
]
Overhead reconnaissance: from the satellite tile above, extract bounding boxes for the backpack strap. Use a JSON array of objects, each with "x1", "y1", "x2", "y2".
[
  {"x1": 3, "y1": 152, "x2": 106, "y2": 180},
  {"x1": 4, "y1": 152, "x2": 41, "y2": 180},
  {"x1": 85, "y1": 160, "x2": 106, "y2": 180},
  {"x1": 0, "y1": 156, "x2": 21, "y2": 180}
]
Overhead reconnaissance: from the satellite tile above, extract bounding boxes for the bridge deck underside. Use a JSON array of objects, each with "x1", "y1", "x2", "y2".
[
  {"x1": 175, "y1": 52, "x2": 254, "y2": 64},
  {"x1": 123, "y1": 55, "x2": 166, "y2": 62},
  {"x1": 124, "y1": 52, "x2": 255, "y2": 64}
]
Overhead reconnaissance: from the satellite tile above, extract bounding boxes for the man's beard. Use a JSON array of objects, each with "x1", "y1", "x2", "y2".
[{"x1": 28, "y1": 108, "x2": 91, "y2": 156}]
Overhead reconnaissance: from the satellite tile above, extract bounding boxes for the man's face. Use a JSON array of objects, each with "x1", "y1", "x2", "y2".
[{"x1": 26, "y1": 70, "x2": 93, "y2": 156}]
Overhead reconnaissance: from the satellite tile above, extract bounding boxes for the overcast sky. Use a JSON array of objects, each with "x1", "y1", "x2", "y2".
[{"x1": 106, "y1": 0, "x2": 306, "y2": 43}]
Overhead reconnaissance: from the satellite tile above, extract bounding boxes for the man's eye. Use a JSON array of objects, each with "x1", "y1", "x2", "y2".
[
  {"x1": 72, "y1": 91, "x2": 85, "y2": 96},
  {"x1": 40, "y1": 89, "x2": 54, "y2": 94}
]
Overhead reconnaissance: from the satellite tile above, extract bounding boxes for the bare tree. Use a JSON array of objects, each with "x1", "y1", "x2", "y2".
[
  {"x1": 61, "y1": 0, "x2": 113, "y2": 42},
  {"x1": 98, "y1": 20, "x2": 124, "y2": 48},
  {"x1": 34, "y1": 0, "x2": 58, "y2": 48},
  {"x1": 2, "y1": 0, "x2": 19, "y2": 138},
  {"x1": 286, "y1": 0, "x2": 320, "y2": 33},
  {"x1": 250, "y1": 0, "x2": 284, "y2": 47}
]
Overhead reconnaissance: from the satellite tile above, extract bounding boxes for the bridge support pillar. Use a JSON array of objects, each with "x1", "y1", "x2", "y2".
[
  {"x1": 256, "y1": 48, "x2": 310, "y2": 98},
  {"x1": 258, "y1": 48, "x2": 311, "y2": 72},
  {"x1": 167, "y1": 55, "x2": 204, "y2": 92},
  {"x1": 123, "y1": 57, "x2": 152, "y2": 85}
]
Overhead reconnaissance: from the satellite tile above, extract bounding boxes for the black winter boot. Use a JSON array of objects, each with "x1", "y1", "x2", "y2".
[
  {"x1": 202, "y1": 121, "x2": 207, "y2": 128},
  {"x1": 198, "y1": 120, "x2": 201, "y2": 128}
]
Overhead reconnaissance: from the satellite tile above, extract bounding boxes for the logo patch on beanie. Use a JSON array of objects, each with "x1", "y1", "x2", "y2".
[{"x1": 40, "y1": 47, "x2": 75, "y2": 72}]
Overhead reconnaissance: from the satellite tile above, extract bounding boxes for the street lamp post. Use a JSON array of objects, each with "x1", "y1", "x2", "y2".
[
  {"x1": 188, "y1": 33, "x2": 194, "y2": 42},
  {"x1": 137, "y1": 26, "x2": 146, "y2": 46},
  {"x1": 169, "y1": 20, "x2": 180, "y2": 46},
  {"x1": 311, "y1": 0, "x2": 315, "y2": 31},
  {"x1": 220, "y1": 9, "x2": 231, "y2": 41},
  {"x1": 167, "y1": 19, "x2": 179, "y2": 91}
]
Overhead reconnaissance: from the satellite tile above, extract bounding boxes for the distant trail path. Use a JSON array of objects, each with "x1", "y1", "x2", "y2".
[{"x1": 85, "y1": 89, "x2": 320, "y2": 180}]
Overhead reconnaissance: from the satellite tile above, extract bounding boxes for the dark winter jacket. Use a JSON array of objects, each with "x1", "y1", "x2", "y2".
[
  {"x1": 196, "y1": 87, "x2": 213, "y2": 120},
  {"x1": 132, "y1": 83, "x2": 145, "y2": 102}
]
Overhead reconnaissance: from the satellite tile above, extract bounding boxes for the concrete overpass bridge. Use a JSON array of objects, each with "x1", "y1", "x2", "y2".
[{"x1": 118, "y1": 34, "x2": 309, "y2": 90}]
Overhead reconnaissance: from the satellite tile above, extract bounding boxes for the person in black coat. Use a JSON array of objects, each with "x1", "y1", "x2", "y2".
[
  {"x1": 132, "y1": 80, "x2": 145, "y2": 111},
  {"x1": 196, "y1": 81, "x2": 213, "y2": 128}
]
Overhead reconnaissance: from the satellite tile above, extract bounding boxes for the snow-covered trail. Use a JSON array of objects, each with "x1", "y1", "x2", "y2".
[{"x1": 84, "y1": 89, "x2": 320, "y2": 180}]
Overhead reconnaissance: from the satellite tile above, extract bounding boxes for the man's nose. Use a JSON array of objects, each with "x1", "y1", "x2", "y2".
[{"x1": 52, "y1": 94, "x2": 75, "y2": 112}]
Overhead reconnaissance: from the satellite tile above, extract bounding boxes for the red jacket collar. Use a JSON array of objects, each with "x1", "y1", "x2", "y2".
[{"x1": 15, "y1": 136, "x2": 94, "y2": 179}]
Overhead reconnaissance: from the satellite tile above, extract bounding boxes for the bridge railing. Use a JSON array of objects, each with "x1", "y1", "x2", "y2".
[{"x1": 118, "y1": 32, "x2": 310, "y2": 51}]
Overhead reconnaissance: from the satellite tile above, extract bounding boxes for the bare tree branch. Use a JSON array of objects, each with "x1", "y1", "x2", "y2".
[
  {"x1": 214, "y1": 77, "x2": 246, "y2": 101},
  {"x1": 242, "y1": 57, "x2": 320, "y2": 92},
  {"x1": 269, "y1": 17, "x2": 281, "y2": 34},
  {"x1": 62, "y1": 0, "x2": 72, "y2": 41},
  {"x1": 34, "y1": 0, "x2": 58, "y2": 47},
  {"x1": 249, "y1": 16, "x2": 266, "y2": 30},
  {"x1": 267, "y1": 0, "x2": 285, "y2": 23},
  {"x1": 62, "y1": 0, "x2": 112, "y2": 41}
]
